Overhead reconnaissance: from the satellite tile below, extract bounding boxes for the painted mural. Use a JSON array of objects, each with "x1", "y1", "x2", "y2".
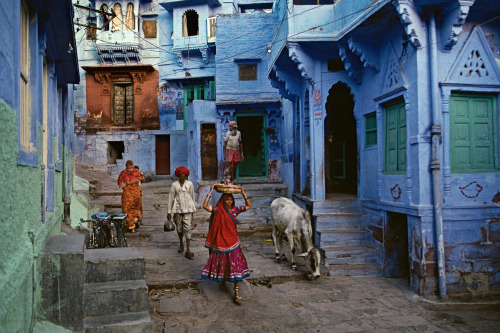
[{"x1": 158, "y1": 83, "x2": 184, "y2": 130}]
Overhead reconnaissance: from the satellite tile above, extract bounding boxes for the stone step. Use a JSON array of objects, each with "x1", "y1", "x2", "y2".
[
  {"x1": 327, "y1": 263, "x2": 383, "y2": 277},
  {"x1": 84, "y1": 311, "x2": 152, "y2": 333},
  {"x1": 313, "y1": 198, "x2": 361, "y2": 214},
  {"x1": 317, "y1": 229, "x2": 372, "y2": 247},
  {"x1": 83, "y1": 280, "x2": 149, "y2": 317},
  {"x1": 315, "y1": 212, "x2": 367, "y2": 230},
  {"x1": 84, "y1": 247, "x2": 145, "y2": 283},
  {"x1": 321, "y1": 246, "x2": 379, "y2": 265}
]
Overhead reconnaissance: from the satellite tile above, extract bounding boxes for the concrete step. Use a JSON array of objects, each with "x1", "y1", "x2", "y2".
[
  {"x1": 317, "y1": 229, "x2": 372, "y2": 247},
  {"x1": 84, "y1": 247, "x2": 145, "y2": 283},
  {"x1": 83, "y1": 311, "x2": 152, "y2": 333},
  {"x1": 322, "y1": 246, "x2": 379, "y2": 265},
  {"x1": 83, "y1": 280, "x2": 148, "y2": 317},
  {"x1": 327, "y1": 263, "x2": 383, "y2": 277},
  {"x1": 315, "y1": 212, "x2": 367, "y2": 230}
]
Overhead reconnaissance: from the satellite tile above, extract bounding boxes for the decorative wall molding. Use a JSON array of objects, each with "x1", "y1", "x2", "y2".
[
  {"x1": 444, "y1": 26, "x2": 500, "y2": 85},
  {"x1": 94, "y1": 72, "x2": 111, "y2": 84},
  {"x1": 39, "y1": 36, "x2": 47, "y2": 56},
  {"x1": 338, "y1": 44, "x2": 362, "y2": 84},
  {"x1": 347, "y1": 36, "x2": 379, "y2": 71},
  {"x1": 270, "y1": 65, "x2": 297, "y2": 101},
  {"x1": 200, "y1": 47, "x2": 208, "y2": 65},
  {"x1": 391, "y1": 0, "x2": 423, "y2": 48},
  {"x1": 288, "y1": 42, "x2": 313, "y2": 85},
  {"x1": 443, "y1": 0, "x2": 475, "y2": 51},
  {"x1": 96, "y1": 44, "x2": 141, "y2": 64}
]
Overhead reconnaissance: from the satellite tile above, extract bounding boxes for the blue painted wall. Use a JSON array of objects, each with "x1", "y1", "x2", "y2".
[
  {"x1": 0, "y1": 0, "x2": 79, "y2": 330},
  {"x1": 268, "y1": 0, "x2": 500, "y2": 297}
]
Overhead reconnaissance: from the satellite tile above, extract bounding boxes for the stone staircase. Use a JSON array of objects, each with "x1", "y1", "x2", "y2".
[
  {"x1": 314, "y1": 196, "x2": 383, "y2": 277},
  {"x1": 83, "y1": 248, "x2": 152, "y2": 332}
]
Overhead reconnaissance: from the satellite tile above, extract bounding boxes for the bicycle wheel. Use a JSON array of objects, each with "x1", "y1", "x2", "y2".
[
  {"x1": 97, "y1": 229, "x2": 107, "y2": 248},
  {"x1": 117, "y1": 228, "x2": 127, "y2": 247},
  {"x1": 89, "y1": 229, "x2": 97, "y2": 249}
]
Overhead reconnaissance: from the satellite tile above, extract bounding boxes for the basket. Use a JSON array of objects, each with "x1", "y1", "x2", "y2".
[{"x1": 214, "y1": 184, "x2": 243, "y2": 194}]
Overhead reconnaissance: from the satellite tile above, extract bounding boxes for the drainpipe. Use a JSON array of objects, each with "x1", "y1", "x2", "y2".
[{"x1": 428, "y1": 11, "x2": 447, "y2": 299}]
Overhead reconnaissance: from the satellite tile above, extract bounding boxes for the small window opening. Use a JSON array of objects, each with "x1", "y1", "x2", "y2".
[
  {"x1": 239, "y1": 64, "x2": 258, "y2": 81},
  {"x1": 107, "y1": 141, "x2": 125, "y2": 164},
  {"x1": 183, "y1": 10, "x2": 199, "y2": 37}
]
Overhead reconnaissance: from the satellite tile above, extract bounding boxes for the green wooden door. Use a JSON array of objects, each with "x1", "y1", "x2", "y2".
[
  {"x1": 450, "y1": 94, "x2": 498, "y2": 173},
  {"x1": 236, "y1": 115, "x2": 267, "y2": 178}
]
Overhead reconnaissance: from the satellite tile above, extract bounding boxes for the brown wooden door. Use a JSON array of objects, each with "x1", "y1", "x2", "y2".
[
  {"x1": 156, "y1": 135, "x2": 170, "y2": 175},
  {"x1": 201, "y1": 124, "x2": 217, "y2": 180}
]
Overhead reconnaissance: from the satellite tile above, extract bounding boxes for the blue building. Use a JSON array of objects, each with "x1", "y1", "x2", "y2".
[
  {"x1": 158, "y1": 0, "x2": 282, "y2": 189},
  {"x1": 268, "y1": 0, "x2": 500, "y2": 298},
  {"x1": 0, "y1": 0, "x2": 79, "y2": 330}
]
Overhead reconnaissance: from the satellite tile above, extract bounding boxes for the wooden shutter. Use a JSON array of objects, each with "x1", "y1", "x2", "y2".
[
  {"x1": 451, "y1": 94, "x2": 497, "y2": 172},
  {"x1": 207, "y1": 16, "x2": 216, "y2": 43},
  {"x1": 365, "y1": 112, "x2": 377, "y2": 147},
  {"x1": 209, "y1": 81, "x2": 215, "y2": 100},
  {"x1": 397, "y1": 104, "x2": 407, "y2": 171},
  {"x1": 385, "y1": 100, "x2": 406, "y2": 173}
]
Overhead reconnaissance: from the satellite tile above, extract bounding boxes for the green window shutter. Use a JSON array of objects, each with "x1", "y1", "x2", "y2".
[
  {"x1": 209, "y1": 81, "x2": 215, "y2": 100},
  {"x1": 451, "y1": 94, "x2": 497, "y2": 173},
  {"x1": 365, "y1": 112, "x2": 377, "y2": 147},
  {"x1": 397, "y1": 104, "x2": 407, "y2": 171},
  {"x1": 385, "y1": 100, "x2": 406, "y2": 173}
]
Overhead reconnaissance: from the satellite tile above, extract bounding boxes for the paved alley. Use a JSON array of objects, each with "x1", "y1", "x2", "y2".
[{"x1": 77, "y1": 164, "x2": 500, "y2": 332}]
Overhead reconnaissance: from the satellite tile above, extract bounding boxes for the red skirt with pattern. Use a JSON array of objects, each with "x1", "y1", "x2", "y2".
[{"x1": 201, "y1": 247, "x2": 250, "y2": 282}]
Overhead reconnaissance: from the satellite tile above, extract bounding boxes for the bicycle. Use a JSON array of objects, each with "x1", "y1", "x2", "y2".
[
  {"x1": 79, "y1": 217, "x2": 99, "y2": 249},
  {"x1": 111, "y1": 213, "x2": 128, "y2": 247}
]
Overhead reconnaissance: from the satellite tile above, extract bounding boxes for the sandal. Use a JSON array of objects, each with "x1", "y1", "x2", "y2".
[
  {"x1": 233, "y1": 287, "x2": 242, "y2": 305},
  {"x1": 185, "y1": 251, "x2": 194, "y2": 259},
  {"x1": 178, "y1": 244, "x2": 184, "y2": 253}
]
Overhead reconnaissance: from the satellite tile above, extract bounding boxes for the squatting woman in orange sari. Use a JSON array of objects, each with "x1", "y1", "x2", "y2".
[
  {"x1": 201, "y1": 184, "x2": 251, "y2": 305},
  {"x1": 118, "y1": 160, "x2": 145, "y2": 232}
]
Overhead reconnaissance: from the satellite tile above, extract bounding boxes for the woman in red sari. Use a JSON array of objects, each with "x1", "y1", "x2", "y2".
[
  {"x1": 117, "y1": 160, "x2": 145, "y2": 232},
  {"x1": 202, "y1": 185, "x2": 251, "y2": 305}
]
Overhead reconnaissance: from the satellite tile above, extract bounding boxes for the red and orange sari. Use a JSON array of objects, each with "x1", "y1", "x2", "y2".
[
  {"x1": 201, "y1": 194, "x2": 250, "y2": 282},
  {"x1": 117, "y1": 168, "x2": 145, "y2": 230}
]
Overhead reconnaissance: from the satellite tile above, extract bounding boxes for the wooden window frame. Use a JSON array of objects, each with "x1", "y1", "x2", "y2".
[{"x1": 20, "y1": 1, "x2": 31, "y2": 151}]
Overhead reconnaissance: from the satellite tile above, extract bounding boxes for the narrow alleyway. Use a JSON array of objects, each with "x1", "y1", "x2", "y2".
[{"x1": 76, "y1": 164, "x2": 500, "y2": 333}]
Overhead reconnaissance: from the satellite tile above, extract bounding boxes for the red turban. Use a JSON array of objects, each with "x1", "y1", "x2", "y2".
[
  {"x1": 175, "y1": 166, "x2": 190, "y2": 177},
  {"x1": 229, "y1": 121, "x2": 237, "y2": 127}
]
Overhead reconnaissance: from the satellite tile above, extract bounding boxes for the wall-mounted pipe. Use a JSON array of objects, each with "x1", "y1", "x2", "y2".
[{"x1": 428, "y1": 11, "x2": 447, "y2": 299}]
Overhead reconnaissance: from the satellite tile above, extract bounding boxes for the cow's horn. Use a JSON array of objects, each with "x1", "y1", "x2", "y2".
[{"x1": 297, "y1": 252, "x2": 308, "y2": 257}]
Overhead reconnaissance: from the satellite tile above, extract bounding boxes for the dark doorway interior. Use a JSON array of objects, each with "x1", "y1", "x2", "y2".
[
  {"x1": 325, "y1": 83, "x2": 357, "y2": 194},
  {"x1": 156, "y1": 135, "x2": 170, "y2": 175},
  {"x1": 201, "y1": 123, "x2": 217, "y2": 180},
  {"x1": 384, "y1": 212, "x2": 409, "y2": 280},
  {"x1": 107, "y1": 141, "x2": 124, "y2": 164},
  {"x1": 237, "y1": 115, "x2": 266, "y2": 178}
]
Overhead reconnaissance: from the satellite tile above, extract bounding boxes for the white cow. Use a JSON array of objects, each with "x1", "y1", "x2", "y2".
[{"x1": 271, "y1": 197, "x2": 321, "y2": 280}]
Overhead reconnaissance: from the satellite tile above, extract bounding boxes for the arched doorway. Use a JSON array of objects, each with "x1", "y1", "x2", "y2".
[{"x1": 324, "y1": 83, "x2": 357, "y2": 194}]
